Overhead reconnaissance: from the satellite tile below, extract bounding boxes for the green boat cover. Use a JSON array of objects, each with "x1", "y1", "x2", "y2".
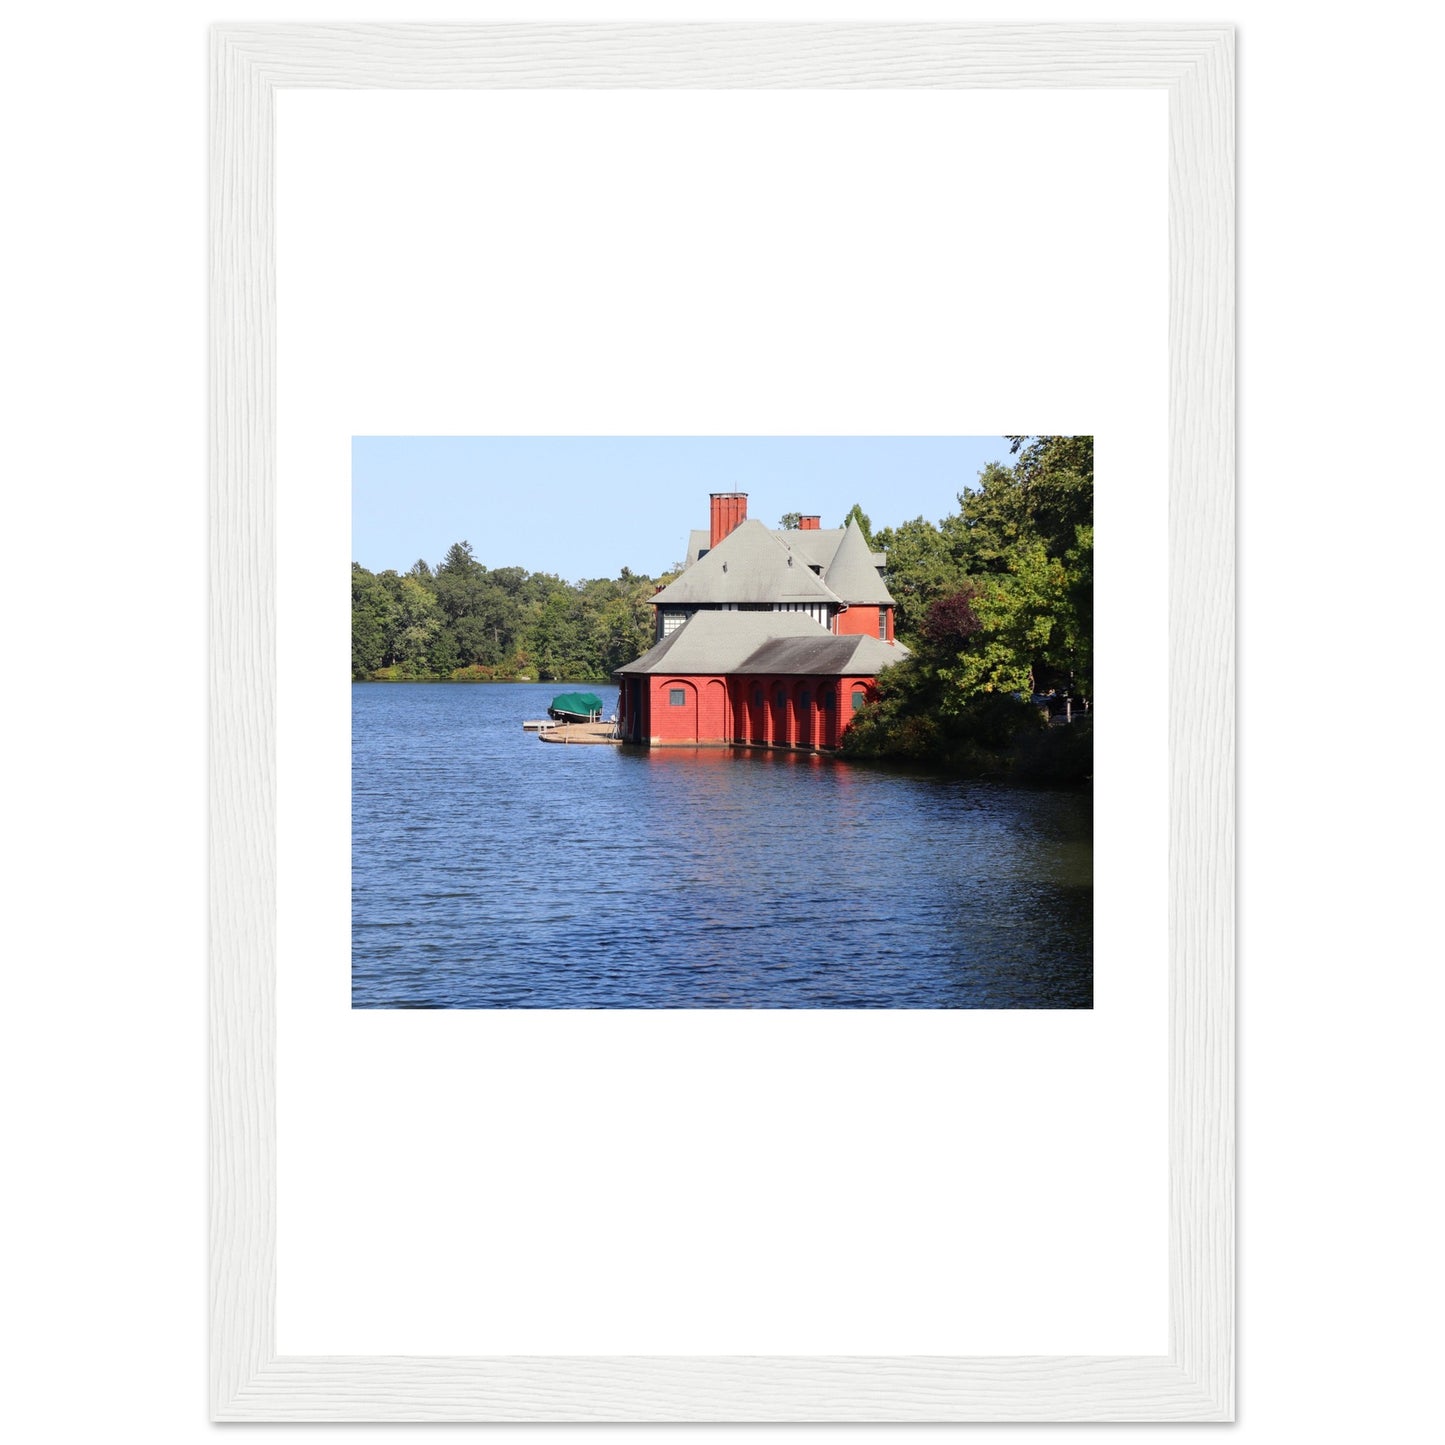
[{"x1": 547, "y1": 691, "x2": 605, "y2": 719}]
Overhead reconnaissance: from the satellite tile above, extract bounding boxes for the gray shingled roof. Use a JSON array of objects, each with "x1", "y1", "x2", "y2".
[
  {"x1": 732, "y1": 632, "x2": 905, "y2": 676},
  {"x1": 651, "y1": 519, "x2": 842, "y2": 606},
  {"x1": 776, "y1": 527, "x2": 845, "y2": 568},
  {"x1": 823, "y1": 519, "x2": 896, "y2": 605},
  {"x1": 614, "y1": 610, "x2": 829, "y2": 675},
  {"x1": 684, "y1": 523, "x2": 889, "y2": 576},
  {"x1": 684, "y1": 529, "x2": 711, "y2": 567},
  {"x1": 614, "y1": 610, "x2": 909, "y2": 677}
]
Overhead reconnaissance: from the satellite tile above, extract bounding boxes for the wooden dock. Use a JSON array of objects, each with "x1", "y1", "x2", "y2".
[{"x1": 537, "y1": 721, "x2": 621, "y2": 745}]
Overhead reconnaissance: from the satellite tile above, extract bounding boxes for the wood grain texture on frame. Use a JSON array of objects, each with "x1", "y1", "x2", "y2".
[{"x1": 210, "y1": 22, "x2": 1233, "y2": 1422}]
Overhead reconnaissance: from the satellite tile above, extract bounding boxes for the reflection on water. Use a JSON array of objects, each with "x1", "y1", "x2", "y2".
[{"x1": 352, "y1": 684, "x2": 1092, "y2": 1008}]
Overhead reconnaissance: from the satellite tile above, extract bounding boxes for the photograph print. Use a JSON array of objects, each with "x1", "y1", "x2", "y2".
[{"x1": 351, "y1": 435, "x2": 1093, "y2": 1009}]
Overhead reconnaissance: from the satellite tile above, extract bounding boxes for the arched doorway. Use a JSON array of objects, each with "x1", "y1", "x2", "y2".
[
  {"x1": 658, "y1": 678, "x2": 699, "y2": 743},
  {"x1": 770, "y1": 681, "x2": 790, "y2": 747},
  {"x1": 702, "y1": 678, "x2": 728, "y2": 744},
  {"x1": 794, "y1": 680, "x2": 815, "y2": 750},
  {"x1": 817, "y1": 685, "x2": 838, "y2": 748}
]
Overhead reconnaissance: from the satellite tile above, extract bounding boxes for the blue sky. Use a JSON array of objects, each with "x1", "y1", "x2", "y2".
[{"x1": 352, "y1": 436, "x2": 1015, "y2": 582}]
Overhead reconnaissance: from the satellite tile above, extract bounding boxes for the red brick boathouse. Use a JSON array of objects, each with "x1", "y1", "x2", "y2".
[{"x1": 614, "y1": 494, "x2": 908, "y2": 748}]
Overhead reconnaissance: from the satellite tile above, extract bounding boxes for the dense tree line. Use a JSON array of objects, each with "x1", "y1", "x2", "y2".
[
  {"x1": 843, "y1": 436, "x2": 1093, "y2": 780},
  {"x1": 352, "y1": 541, "x2": 665, "y2": 682}
]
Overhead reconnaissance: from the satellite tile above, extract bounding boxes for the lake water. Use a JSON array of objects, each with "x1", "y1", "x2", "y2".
[{"x1": 353, "y1": 683, "x2": 1092, "y2": 1008}]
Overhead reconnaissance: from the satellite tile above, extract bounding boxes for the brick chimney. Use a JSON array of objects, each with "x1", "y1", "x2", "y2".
[
  {"x1": 709, "y1": 492, "x2": 748, "y2": 549},
  {"x1": 799, "y1": 515, "x2": 821, "y2": 530}
]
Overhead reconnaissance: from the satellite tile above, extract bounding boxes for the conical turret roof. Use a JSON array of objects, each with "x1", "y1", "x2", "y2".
[{"x1": 822, "y1": 519, "x2": 895, "y2": 605}]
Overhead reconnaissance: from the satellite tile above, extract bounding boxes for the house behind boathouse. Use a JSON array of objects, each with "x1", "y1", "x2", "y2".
[{"x1": 613, "y1": 493, "x2": 908, "y2": 748}]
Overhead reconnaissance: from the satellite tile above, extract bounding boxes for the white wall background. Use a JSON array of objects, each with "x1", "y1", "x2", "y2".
[
  {"x1": 275, "y1": 84, "x2": 1169, "y2": 1361},
  {"x1": 4, "y1": 0, "x2": 1440, "y2": 1441}
]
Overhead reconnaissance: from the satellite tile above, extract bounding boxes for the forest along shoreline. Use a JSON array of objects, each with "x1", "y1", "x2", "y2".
[{"x1": 351, "y1": 436, "x2": 1093, "y2": 784}]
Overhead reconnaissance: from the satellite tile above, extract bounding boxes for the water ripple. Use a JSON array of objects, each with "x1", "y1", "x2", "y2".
[{"x1": 353, "y1": 684, "x2": 1092, "y2": 1008}]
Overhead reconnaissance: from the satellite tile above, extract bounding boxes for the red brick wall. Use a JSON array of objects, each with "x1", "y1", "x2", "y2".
[
  {"x1": 793, "y1": 679, "x2": 818, "y2": 750},
  {"x1": 836, "y1": 605, "x2": 879, "y2": 637},
  {"x1": 734, "y1": 678, "x2": 767, "y2": 744},
  {"x1": 820, "y1": 679, "x2": 843, "y2": 745},
  {"x1": 648, "y1": 677, "x2": 699, "y2": 745},
  {"x1": 842, "y1": 675, "x2": 877, "y2": 742},
  {"x1": 835, "y1": 605, "x2": 894, "y2": 641},
  {"x1": 701, "y1": 678, "x2": 729, "y2": 742},
  {"x1": 646, "y1": 675, "x2": 734, "y2": 745},
  {"x1": 631, "y1": 671, "x2": 880, "y2": 748}
]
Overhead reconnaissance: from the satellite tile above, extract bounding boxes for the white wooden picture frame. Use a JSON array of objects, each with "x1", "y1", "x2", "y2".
[{"x1": 210, "y1": 22, "x2": 1233, "y2": 1421}]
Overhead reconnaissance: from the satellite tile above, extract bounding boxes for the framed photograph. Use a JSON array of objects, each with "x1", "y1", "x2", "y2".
[{"x1": 212, "y1": 23, "x2": 1233, "y2": 1421}]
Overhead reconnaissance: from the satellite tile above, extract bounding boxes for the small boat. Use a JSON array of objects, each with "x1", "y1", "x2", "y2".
[{"x1": 546, "y1": 691, "x2": 605, "y2": 724}]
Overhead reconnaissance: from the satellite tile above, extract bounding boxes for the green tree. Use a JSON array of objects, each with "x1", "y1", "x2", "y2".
[
  {"x1": 428, "y1": 626, "x2": 460, "y2": 676},
  {"x1": 530, "y1": 589, "x2": 588, "y2": 680},
  {"x1": 393, "y1": 575, "x2": 442, "y2": 675},
  {"x1": 1008, "y1": 434, "x2": 1094, "y2": 563},
  {"x1": 433, "y1": 540, "x2": 492, "y2": 633},
  {"x1": 438, "y1": 540, "x2": 479, "y2": 575},
  {"x1": 945, "y1": 461, "x2": 1030, "y2": 574},
  {"x1": 453, "y1": 614, "x2": 501, "y2": 667},
  {"x1": 844, "y1": 436, "x2": 1093, "y2": 776},
  {"x1": 935, "y1": 540, "x2": 1066, "y2": 703},
  {"x1": 840, "y1": 503, "x2": 875, "y2": 547},
  {"x1": 350, "y1": 563, "x2": 396, "y2": 678},
  {"x1": 778, "y1": 511, "x2": 802, "y2": 529},
  {"x1": 871, "y1": 515, "x2": 964, "y2": 642}
]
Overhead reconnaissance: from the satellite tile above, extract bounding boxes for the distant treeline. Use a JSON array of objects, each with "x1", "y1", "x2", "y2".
[
  {"x1": 351, "y1": 542, "x2": 666, "y2": 682},
  {"x1": 842, "y1": 435, "x2": 1094, "y2": 781}
]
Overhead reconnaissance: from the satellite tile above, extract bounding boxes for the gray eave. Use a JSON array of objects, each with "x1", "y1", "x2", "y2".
[
  {"x1": 613, "y1": 610, "x2": 832, "y2": 675},
  {"x1": 615, "y1": 610, "x2": 911, "y2": 678}
]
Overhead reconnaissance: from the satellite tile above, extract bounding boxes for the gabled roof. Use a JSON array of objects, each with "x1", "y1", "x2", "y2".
[
  {"x1": 614, "y1": 610, "x2": 830, "y2": 675},
  {"x1": 823, "y1": 519, "x2": 896, "y2": 605},
  {"x1": 651, "y1": 519, "x2": 842, "y2": 607},
  {"x1": 776, "y1": 527, "x2": 845, "y2": 569},
  {"x1": 614, "y1": 611, "x2": 910, "y2": 677}
]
